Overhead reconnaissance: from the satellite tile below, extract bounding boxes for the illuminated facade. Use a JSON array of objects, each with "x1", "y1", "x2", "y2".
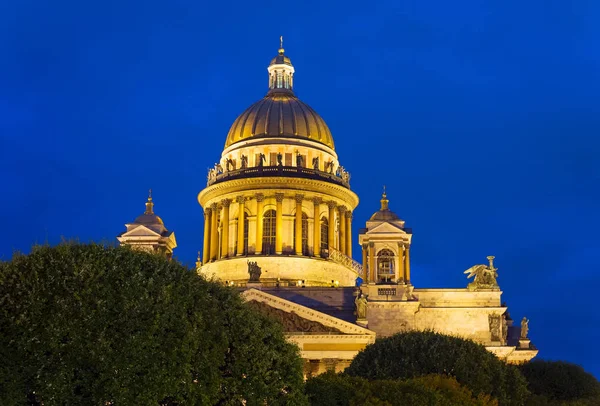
[{"x1": 119, "y1": 41, "x2": 537, "y2": 375}]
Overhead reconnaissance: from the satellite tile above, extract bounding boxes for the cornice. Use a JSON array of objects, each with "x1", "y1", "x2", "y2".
[{"x1": 198, "y1": 177, "x2": 359, "y2": 208}]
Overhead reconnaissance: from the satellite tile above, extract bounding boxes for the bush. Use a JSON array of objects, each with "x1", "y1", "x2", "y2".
[
  {"x1": 0, "y1": 243, "x2": 306, "y2": 405},
  {"x1": 519, "y1": 360, "x2": 600, "y2": 404},
  {"x1": 305, "y1": 371, "x2": 497, "y2": 406},
  {"x1": 345, "y1": 331, "x2": 528, "y2": 405}
]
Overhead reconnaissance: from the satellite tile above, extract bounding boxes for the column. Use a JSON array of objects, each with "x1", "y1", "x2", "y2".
[
  {"x1": 327, "y1": 201, "x2": 336, "y2": 251},
  {"x1": 313, "y1": 197, "x2": 322, "y2": 257},
  {"x1": 368, "y1": 243, "x2": 375, "y2": 283},
  {"x1": 397, "y1": 242, "x2": 405, "y2": 283},
  {"x1": 345, "y1": 211, "x2": 352, "y2": 258},
  {"x1": 255, "y1": 193, "x2": 264, "y2": 254},
  {"x1": 202, "y1": 207, "x2": 211, "y2": 264},
  {"x1": 404, "y1": 245, "x2": 411, "y2": 283},
  {"x1": 236, "y1": 196, "x2": 245, "y2": 256},
  {"x1": 210, "y1": 203, "x2": 218, "y2": 261},
  {"x1": 275, "y1": 193, "x2": 284, "y2": 254},
  {"x1": 220, "y1": 199, "x2": 231, "y2": 258},
  {"x1": 338, "y1": 206, "x2": 347, "y2": 255},
  {"x1": 361, "y1": 243, "x2": 368, "y2": 281},
  {"x1": 295, "y1": 194, "x2": 304, "y2": 255}
]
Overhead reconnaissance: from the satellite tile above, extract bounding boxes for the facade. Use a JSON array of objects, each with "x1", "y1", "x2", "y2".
[{"x1": 119, "y1": 42, "x2": 537, "y2": 375}]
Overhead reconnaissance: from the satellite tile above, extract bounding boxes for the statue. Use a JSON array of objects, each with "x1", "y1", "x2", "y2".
[
  {"x1": 464, "y1": 256, "x2": 499, "y2": 290},
  {"x1": 240, "y1": 154, "x2": 248, "y2": 169},
  {"x1": 257, "y1": 153, "x2": 266, "y2": 167},
  {"x1": 207, "y1": 167, "x2": 217, "y2": 184},
  {"x1": 214, "y1": 163, "x2": 223, "y2": 174},
  {"x1": 312, "y1": 156, "x2": 319, "y2": 170},
  {"x1": 325, "y1": 160, "x2": 334, "y2": 174},
  {"x1": 277, "y1": 152, "x2": 283, "y2": 166},
  {"x1": 404, "y1": 284, "x2": 414, "y2": 301},
  {"x1": 355, "y1": 292, "x2": 368, "y2": 319},
  {"x1": 225, "y1": 158, "x2": 236, "y2": 172},
  {"x1": 296, "y1": 152, "x2": 303, "y2": 168},
  {"x1": 247, "y1": 260, "x2": 262, "y2": 282},
  {"x1": 520, "y1": 317, "x2": 529, "y2": 339}
]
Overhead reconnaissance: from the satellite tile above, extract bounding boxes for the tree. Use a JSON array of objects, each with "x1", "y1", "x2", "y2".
[
  {"x1": 0, "y1": 243, "x2": 306, "y2": 405},
  {"x1": 345, "y1": 331, "x2": 529, "y2": 406},
  {"x1": 519, "y1": 360, "x2": 600, "y2": 405},
  {"x1": 305, "y1": 371, "x2": 497, "y2": 406}
]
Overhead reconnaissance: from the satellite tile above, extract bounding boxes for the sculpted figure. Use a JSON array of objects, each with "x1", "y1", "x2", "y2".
[
  {"x1": 404, "y1": 284, "x2": 414, "y2": 301},
  {"x1": 464, "y1": 256, "x2": 499, "y2": 290},
  {"x1": 355, "y1": 292, "x2": 368, "y2": 319},
  {"x1": 502, "y1": 315, "x2": 508, "y2": 344},
  {"x1": 240, "y1": 154, "x2": 248, "y2": 169},
  {"x1": 312, "y1": 156, "x2": 319, "y2": 170},
  {"x1": 225, "y1": 158, "x2": 236, "y2": 172},
  {"x1": 325, "y1": 160, "x2": 334, "y2": 174},
  {"x1": 296, "y1": 152, "x2": 303, "y2": 168},
  {"x1": 277, "y1": 152, "x2": 283, "y2": 166},
  {"x1": 520, "y1": 317, "x2": 529, "y2": 339},
  {"x1": 247, "y1": 260, "x2": 262, "y2": 282},
  {"x1": 214, "y1": 163, "x2": 223, "y2": 174},
  {"x1": 257, "y1": 153, "x2": 266, "y2": 167}
]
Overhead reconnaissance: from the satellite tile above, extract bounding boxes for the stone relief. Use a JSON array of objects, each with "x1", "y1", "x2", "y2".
[
  {"x1": 247, "y1": 301, "x2": 342, "y2": 333},
  {"x1": 488, "y1": 314, "x2": 502, "y2": 342}
]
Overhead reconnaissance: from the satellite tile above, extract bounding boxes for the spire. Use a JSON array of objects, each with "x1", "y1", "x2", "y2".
[
  {"x1": 145, "y1": 189, "x2": 154, "y2": 215},
  {"x1": 268, "y1": 36, "x2": 295, "y2": 94},
  {"x1": 380, "y1": 186, "x2": 389, "y2": 211}
]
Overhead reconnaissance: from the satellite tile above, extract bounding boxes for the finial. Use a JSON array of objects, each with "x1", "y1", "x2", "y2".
[
  {"x1": 487, "y1": 256, "x2": 496, "y2": 271},
  {"x1": 144, "y1": 189, "x2": 154, "y2": 215},
  {"x1": 278, "y1": 35, "x2": 284, "y2": 55},
  {"x1": 380, "y1": 187, "x2": 389, "y2": 211}
]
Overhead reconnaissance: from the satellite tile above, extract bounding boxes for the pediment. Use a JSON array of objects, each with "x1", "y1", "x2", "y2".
[
  {"x1": 242, "y1": 289, "x2": 375, "y2": 336},
  {"x1": 366, "y1": 222, "x2": 406, "y2": 235},
  {"x1": 119, "y1": 225, "x2": 162, "y2": 238}
]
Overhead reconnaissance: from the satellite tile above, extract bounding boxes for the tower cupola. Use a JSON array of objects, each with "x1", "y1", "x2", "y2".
[{"x1": 267, "y1": 36, "x2": 295, "y2": 94}]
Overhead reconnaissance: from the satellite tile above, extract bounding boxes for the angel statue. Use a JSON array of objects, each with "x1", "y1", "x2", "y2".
[{"x1": 464, "y1": 256, "x2": 499, "y2": 290}]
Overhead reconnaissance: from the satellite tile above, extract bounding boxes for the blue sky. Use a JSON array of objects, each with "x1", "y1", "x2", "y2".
[{"x1": 1, "y1": 0, "x2": 599, "y2": 377}]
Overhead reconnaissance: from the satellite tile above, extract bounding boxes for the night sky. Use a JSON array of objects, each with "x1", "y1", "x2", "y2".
[{"x1": 2, "y1": 1, "x2": 599, "y2": 377}]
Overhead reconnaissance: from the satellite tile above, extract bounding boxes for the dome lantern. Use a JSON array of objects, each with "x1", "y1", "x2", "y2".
[{"x1": 267, "y1": 36, "x2": 295, "y2": 94}]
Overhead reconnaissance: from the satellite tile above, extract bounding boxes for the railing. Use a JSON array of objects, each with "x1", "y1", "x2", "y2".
[
  {"x1": 206, "y1": 165, "x2": 351, "y2": 189},
  {"x1": 328, "y1": 247, "x2": 364, "y2": 278}
]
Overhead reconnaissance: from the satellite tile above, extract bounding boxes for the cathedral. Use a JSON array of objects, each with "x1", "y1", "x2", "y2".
[{"x1": 118, "y1": 41, "x2": 537, "y2": 376}]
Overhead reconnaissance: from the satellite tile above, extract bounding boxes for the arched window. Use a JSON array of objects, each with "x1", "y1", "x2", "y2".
[
  {"x1": 293, "y1": 212, "x2": 309, "y2": 256},
  {"x1": 262, "y1": 209, "x2": 276, "y2": 255},
  {"x1": 320, "y1": 217, "x2": 329, "y2": 257},
  {"x1": 377, "y1": 249, "x2": 395, "y2": 283}
]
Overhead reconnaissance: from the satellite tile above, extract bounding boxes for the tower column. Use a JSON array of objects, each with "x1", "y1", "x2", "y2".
[
  {"x1": 338, "y1": 206, "x2": 347, "y2": 255},
  {"x1": 236, "y1": 196, "x2": 245, "y2": 256},
  {"x1": 275, "y1": 193, "x2": 284, "y2": 254},
  {"x1": 313, "y1": 197, "x2": 322, "y2": 257},
  {"x1": 368, "y1": 243, "x2": 375, "y2": 283},
  {"x1": 345, "y1": 211, "x2": 352, "y2": 258},
  {"x1": 220, "y1": 199, "x2": 231, "y2": 258},
  {"x1": 361, "y1": 243, "x2": 368, "y2": 281},
  {"x1": 327, "y1": 201, "x2": 336, "y2": 252},
  {"x1": 295, "y1": 194, "x2": 304, "y2": 255},
  {"x1": 202, "y1": 207, "x2": 212, "y2": 264},
  {"x1": 255, "y1": 193, "x2": 264, "y2": 254},
  {"x1": 210, "y1": 203, "x2": 218, "y2": 261},
  {"x1": 404, "y1": 245, "x2": 411, "y2": 283},
  {"x1": 397, "y1": 242, "x2": 405, "y2": 283}
]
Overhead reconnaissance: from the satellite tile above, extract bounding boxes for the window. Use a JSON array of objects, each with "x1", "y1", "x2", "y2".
[
  {"x1": 269, "y1": 152, "x2": 277, "y2": 166},
  {"x1": 320, "y1": 217, "x2": 329, "y2": 257},
  {"x1": 285, "y1": 153, "x2": 293, "y2": 166},
  {"x1": 262, "y1": 210, "x2": 276, "y2": 255},
  {"x1": 377, "y1": 249, "x2": 395, "y2": 283},
  {"x1": 293, "y1": 213, "x2": 309, "y2": 256}
]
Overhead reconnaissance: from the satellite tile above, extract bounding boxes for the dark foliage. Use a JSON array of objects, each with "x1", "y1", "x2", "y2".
[
  {"x1": 305, "y1": 371, "x2": 497, "y2": 406},
  {"x1": 519, "y1": 360, "x2": 600, "y2": 405},
  {"x1": 345, "y1": 330, "x2": 529, "y2": 406},
  {"x1": 0, "y1": 243, "x2": 306, "y2": 405}
]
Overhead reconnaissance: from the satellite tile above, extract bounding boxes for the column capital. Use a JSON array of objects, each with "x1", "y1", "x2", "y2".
[
  {"x1": 236, "y1": 195, "x2": 246, "y2": 204},
  {"x1": 255, "y1": 193, "x2": 265, "y2": 202},
  {"x1": 275, "y1": 193, "x2": 285, "y2": 203},
  {"x1": 210, "y1": 202, "x2": 218, "y2": 210},
  {"x1": 204, "y1": 207, "x2": 212, "y2": 215},
  {"x1": 295, "y1": 194, "x2": 304, "y2": 204},
  {"x1": 362, "y1": 243, "x2": 369, "y2": 249},
  {"x1": 312, "y1": 196, "x2": 322, "y2": 205},
  {"x1": 338, "y1": 206, "x2": 347, "y2": 214},
  {"x1": 369, "y1": 242, "x2": 375, "y2": 248},
  {"x1": 345, "y1": 210, "x2": 352, "y2": 219},
  {"x1": 221, "y1": 198, "x2": 231, "y2": 207},
  {"x1": 327, "y1": 201, "x2": 337, "y2": 209}
]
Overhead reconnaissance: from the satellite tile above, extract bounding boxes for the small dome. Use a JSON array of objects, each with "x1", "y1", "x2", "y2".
[
  {"x1": 270, "y1": 54, "x2": 292, "y2": 66},
  {"x1": 224, "y1": 92, "x2": 335, "y2": 149},
  {"x1": 133, "y1": 213, "x2": 164, "y2": 226},
  {"x1": 369, "y1": 191, "x2": 400, "y2": 221}
]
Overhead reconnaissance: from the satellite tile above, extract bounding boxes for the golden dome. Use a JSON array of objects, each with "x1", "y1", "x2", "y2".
[
  {"x1": 224, "y1": 92, "x2": 335, "y2": 149},
  {"x1": 369, "y1": 191, "x2": 400, "y2": 221}
]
